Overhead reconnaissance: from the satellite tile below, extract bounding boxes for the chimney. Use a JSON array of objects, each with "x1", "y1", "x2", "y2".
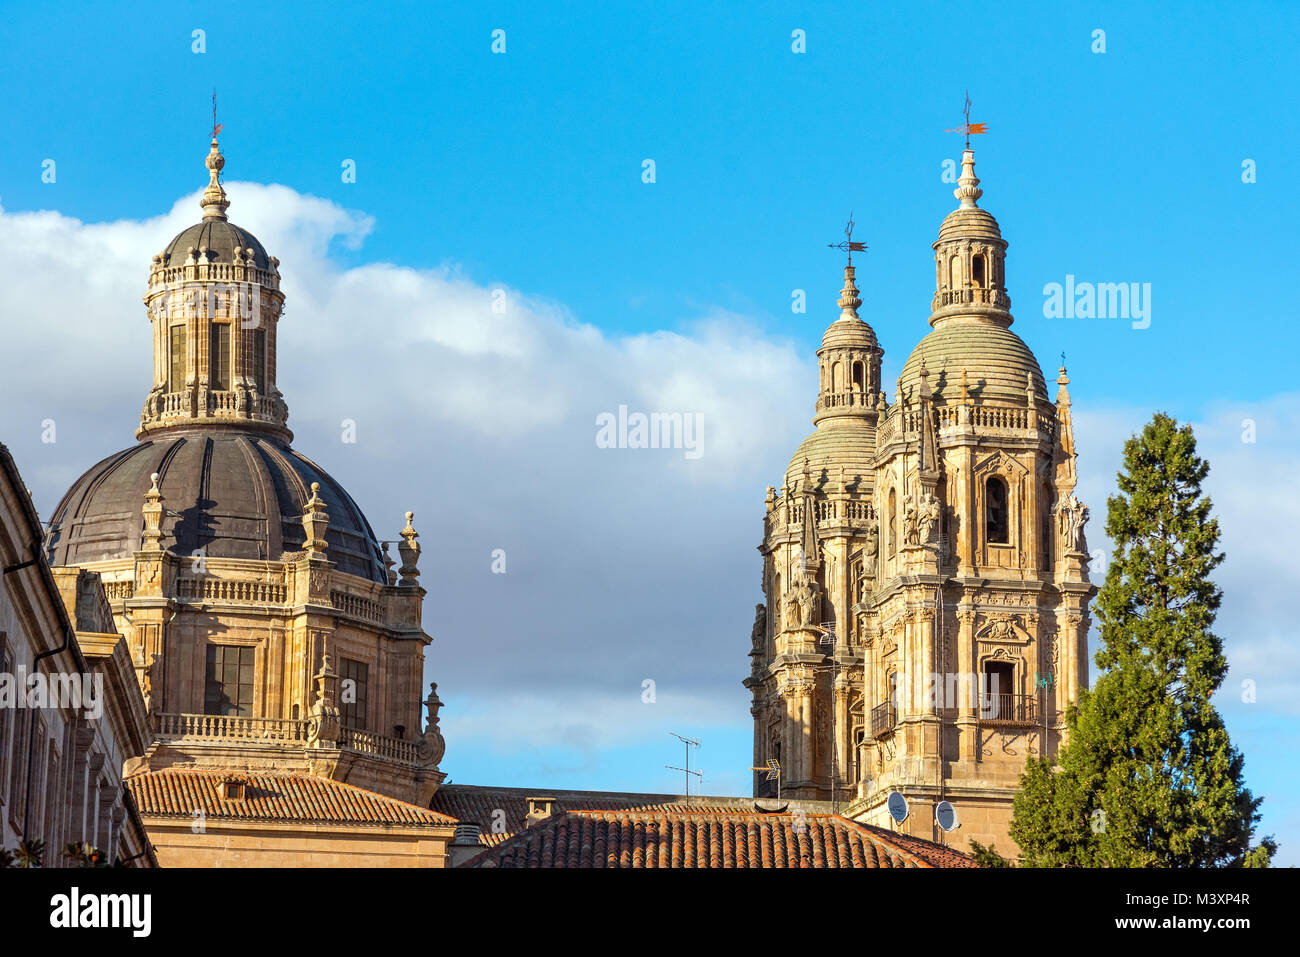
[
  {"x1": 447, "y1": 821, "x2": 484, "y2": 868},
  {"x1": 525, "y1": 796, "x2": 557, "y2": 827}
]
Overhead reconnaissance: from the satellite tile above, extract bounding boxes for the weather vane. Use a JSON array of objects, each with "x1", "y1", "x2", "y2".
[
  {"x1": 211, "y1": 90, "x2": 223, "y2": 141},
  {"x1": 944, "y1": 90, "x2": 988, "y2": 149},
  {"x1": 828, "y1": 212, "x2": 867, "y2": 265}
]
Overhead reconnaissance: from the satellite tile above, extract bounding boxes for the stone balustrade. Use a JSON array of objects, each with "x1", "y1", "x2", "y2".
[
  {"x1": 177, "y1": 576, "x2": 288, "y2": 605},
  {"x1": 153, "y1": 712, "x2": 309, "y2": 742},
  {"x1": 340, "y1": 726, "x2": 422, "y2": 763}
]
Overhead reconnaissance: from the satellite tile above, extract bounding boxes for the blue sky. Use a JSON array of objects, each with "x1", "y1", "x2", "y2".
[{"x1": 1, "y1": 0, "x2": 1297, "y2": 863}]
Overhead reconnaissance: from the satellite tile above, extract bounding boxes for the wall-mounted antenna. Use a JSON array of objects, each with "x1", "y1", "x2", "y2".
[{"x1": 666, "y1": 731, "x2": 702, "y2": 797}]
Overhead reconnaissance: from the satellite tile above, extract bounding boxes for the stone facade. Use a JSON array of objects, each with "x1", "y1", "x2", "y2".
[
  {"x1": 747, "y1": 150, "x2": 1095, "y2": 854},
  {"x1": 0, "y1": 444, "x2": 155, "y2": 866}
]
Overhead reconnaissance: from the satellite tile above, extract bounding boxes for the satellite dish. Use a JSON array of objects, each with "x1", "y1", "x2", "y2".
[
  {"x1": 935, "y1": 800, "x2": 959, "y2": 832},
  {"x1": 886, "y1": 791, "x2": 909, "y2": 824}
]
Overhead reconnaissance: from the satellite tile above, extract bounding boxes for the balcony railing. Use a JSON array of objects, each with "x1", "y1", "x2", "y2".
[
  {"x1": 153, "y1": 712, "x2": 309, "y2": 742},
  {"x1": 870, "y1": 700, "x2": 896, "y2": 739},
  {"x1": 979, "y1": 692, "x2": 1039, "y2": 726},
  {"x1": 151, "y1": 713, "x2": 425, "y2": 763}
]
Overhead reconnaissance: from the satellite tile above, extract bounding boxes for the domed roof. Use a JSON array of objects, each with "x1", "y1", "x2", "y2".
[
  {"x1": 820, "y1": 315, "x2": 879, "y2": 352},
  {"x1": 936, "y1": 206, "x2": 1004, "y2": 244},
  {"x1": 46, "y1": 430, "x2": 386, "y2": 583},
  {"x1": 898, "y1": 319, "x2": 1046, "y2": 406},
  {"x1": 162, "y1": 219, "x2": 270, "y2": 269},
  {"x1": 785, "y1": 422, "x2": 878, "y2": 492}
]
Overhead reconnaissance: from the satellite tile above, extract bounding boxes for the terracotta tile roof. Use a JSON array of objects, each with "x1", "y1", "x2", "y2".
[
  {"x1": 459, "y1": 808, "x2": 974, "y2": 868},
  {"x1": 127, "y1": 769, "x2": 457, "y2": 829},
  {"x1": 855, "y1": 821, "x2": 979, "y2": 868},
  {"x1": 430, "y1": 784, "x2": 833, "y2": 847}
]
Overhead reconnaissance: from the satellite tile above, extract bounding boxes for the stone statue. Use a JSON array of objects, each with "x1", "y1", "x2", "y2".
[
  {"x1": 903, "y1": 495, "x2": 919, "y2": 545},
  {"x1": 917, "y1": 493, "x2": 941, "y2": 545},
  {"x1": 1058, "y1": 494, "x2": 1090, "y2": 553},
  {"x1": 863, "y1": 523, "x2": 879, "y2": 576},
  {"x1": 751, "y1": 603, "x2": 767, "y2": 651},
  {"x1": 784, "y1": 575, "x2": 818, "y2": 628}
]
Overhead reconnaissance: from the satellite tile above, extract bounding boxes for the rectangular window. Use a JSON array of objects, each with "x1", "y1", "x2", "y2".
[
  {"x1": 169, "y1": 325, "x2": 187, "y2": 391},
  {"x1": 8, "y1": 710, "x2": 28, "y2": 832},
  {"x1": 204, "y1": 645, "x2": 255, "y2": 717},
  {"x1": 251, "y1": 330, "x2": 266, "y2": 391},
  {"x1": 0, "y1": 637, "x2": 9, "y2": 808},
  {"x1": 339, "y1": 658, "x2": 369, "y2": 730},
  {"x1": 210, "y1": 323, "x2": 231, "y2": 391}
]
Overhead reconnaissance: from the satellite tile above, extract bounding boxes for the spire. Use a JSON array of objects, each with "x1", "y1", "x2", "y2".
[
  {"x1": 200, "y1": 94, "x2": 229, "y2": 221},
  {"x1": 1055, "y1": 365, "x2": 1072, "y2": 408},
  {"x1": 954, "y1": 149, "x2": 983, "y2": 209}
]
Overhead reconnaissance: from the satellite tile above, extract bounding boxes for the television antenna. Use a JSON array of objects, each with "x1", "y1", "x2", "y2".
[
  {"x1": 750, "y1": 758, "x2": 782, "y2": 802},
  {"x1": 666, "y1": 731, "x2": 702, "y2": 797}
]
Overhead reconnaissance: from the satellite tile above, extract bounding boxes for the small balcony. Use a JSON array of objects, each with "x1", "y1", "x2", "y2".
[
  {"x1": 870, "y1": 700, "x2": 897, "y2": 739},
  {"x1": 979, "y1": 692, "x2": 1040, "y2": 726}
]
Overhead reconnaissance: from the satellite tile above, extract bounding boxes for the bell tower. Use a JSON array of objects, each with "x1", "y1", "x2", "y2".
[
  {"x1": 853, "y1": 146, "x2": 1096, "y2": 851},
  {"x1": 746, "y1": 230, "x2": 884, "y2": 804}
]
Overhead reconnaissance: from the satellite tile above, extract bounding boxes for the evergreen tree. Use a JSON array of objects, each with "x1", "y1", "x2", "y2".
[{"x1": 1010, "y1": 413, "x2": 1274, "y2": 867}]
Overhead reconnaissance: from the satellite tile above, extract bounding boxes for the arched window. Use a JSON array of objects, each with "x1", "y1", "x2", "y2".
[
  {"x1": 986, "y1": 476, "x2": 1009, "y2": 544},
  {"x1": 887, "y1": 488, "x2": 897, "y2": 557},
  {"x1": 852, "y1": 361, "x2": 865, "y2": 392},
  {"x1": 832, "y1": 362, "x2": 843, "y2": 391},
  {"x1": 972, "y1": 254, "x2": 986, "y2": 288},
  {"x1": 949, "y1": 256, "x2": 960, "y2": 288}
]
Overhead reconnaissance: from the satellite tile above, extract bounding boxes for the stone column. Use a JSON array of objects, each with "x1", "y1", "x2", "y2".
[{"x1": 957, "y1": 607, "x2": 979, "y2": 762}]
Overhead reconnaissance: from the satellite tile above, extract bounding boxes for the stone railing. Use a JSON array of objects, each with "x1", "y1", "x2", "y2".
[
  {"x1": 150, "y1": 389, "x2": 282, "y2": 421},
  {"x1": 931, "y1": 286, "x2": 1010, "y2": 310},
  {"x1": 148, "y1": 262, "x2": 279, "y2": 289},
  {"x1": 815, "y1": 390, "x2": 883, "y2": 415},
  {"x1": 340, "y1": 726, "x2": 422, "y2": 763},
  {"x1": 102, "y1": 580, "x2": 134, "y2": 601},
  {"x1": 767, "y1": 497, "x2": 877, "y2": 538},
  {"x1": 178, "y1": 576, "x2": 288, "y2": 605},
  {"x1": 153, "y1": 712, "x2": 309, "y2": 742},
  {"x1": 330, "y1": 590, "x2": 386, "y2": 624}
]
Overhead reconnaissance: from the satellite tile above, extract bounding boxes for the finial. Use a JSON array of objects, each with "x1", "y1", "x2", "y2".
[
  {"x1": 149, "y1": 472, "x2": 161, "y2": 493},
  {"x1": 955, "y1": 150, "x2": 982, "y2": 209},
  {"x1": 200, "y1": 92, "x2": 230, "y2": 221},
  {"x1": 398, "y1": 512, "x2": 421, "y2": 586}
]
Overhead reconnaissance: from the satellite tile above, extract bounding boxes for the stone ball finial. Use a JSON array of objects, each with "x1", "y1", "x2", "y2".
[
  {"x1": 150, "y1": 472, "x2": 161, "y2": 490},
  {"x1": 311, "y1": 482, "x2": 320, "y2": 494},
  {"x1": 406, "y1": 510, "x2": 414, "y2": 524}
]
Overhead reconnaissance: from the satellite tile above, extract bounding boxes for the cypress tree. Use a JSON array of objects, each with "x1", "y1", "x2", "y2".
[{"x1": 1010, "y1": 413, "x2": 1273, "y2": 867}]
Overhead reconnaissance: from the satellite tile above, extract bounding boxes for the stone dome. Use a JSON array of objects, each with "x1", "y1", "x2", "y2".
[
  {"x1": 785, "y1": 422, "x2": 878, "y2": 492},
  {"x1": 46, "y1": 430, "x2": 386, "y2": 583},
  {"x1": 898, "y1": 318, "x2": 1046, "y2": 406},
  {"x1": 820, "y1": 314, "x2": 880, "y2": 351},
  {"x1": 161, "y1": 219, "x2": 270, "y2": 269}
]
